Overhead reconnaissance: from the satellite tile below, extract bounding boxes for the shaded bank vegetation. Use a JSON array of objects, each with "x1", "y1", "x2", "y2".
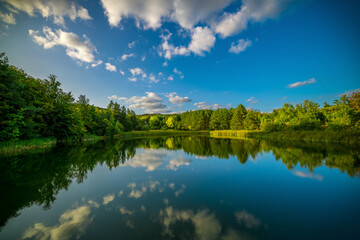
[
  {"x1": 1, "y1": 52, "x2": 359, "y2": 146},
  {"x1": 1, "y1": 136, "x2": 359, "y2": 230}
]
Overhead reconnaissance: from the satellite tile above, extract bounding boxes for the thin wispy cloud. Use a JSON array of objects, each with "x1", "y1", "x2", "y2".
[{"x1": 287, "y1": 78, "x2": 316, "y2": 88}]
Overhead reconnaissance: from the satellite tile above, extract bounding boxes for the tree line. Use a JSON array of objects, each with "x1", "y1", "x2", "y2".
[
  {"x1": 0, "y1": 53, "x2": 137, "y2": 141},
  {"x1": 1, "y1": 52, "x2": 359, "y2": 141}
]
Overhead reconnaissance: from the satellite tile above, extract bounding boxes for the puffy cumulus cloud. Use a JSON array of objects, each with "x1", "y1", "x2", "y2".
[
  {"x1": 0, "y1": 11, "x2": 16, "y2": 24},
  {"x1": 159, "y1": 207, "x2": 221, "y2": 240},
  {"x1": 128, "y1": 92, "x2": 166, "y2": 110},
  {"x1": 235, "y1": 210, "x2": 261, "y2": 229},
  {"x1": 215, "y1": 0, "x2": 291, "y2": 38},
  {"x1": 159, "y1": 32, "x2": 190, "y2": 60},
  {"x1": 287, "y1": 78, "x2": 316, "y2": 88},
  {"x1": 171, "y1": 0, "x2": 233, "y2": 29},
  {"x1": 229, "y1": 39, "x2": 252, "y2": 54},
  {"x1": 121, "y1": 53, "x2": 135, "y2": 61},
  {"x1": 167, "y1": 92, "x2": 191, "y2": 104},
  {"x1": 188, "y1": 26, "x2": 216, "y2": 55},
  {"x1": 119, "y1": 70, "x2": 125, "y2": 75},
  {"x1": 128, "y1": 77, "x2": 137, "y2": 82},
  {"x1": 167, "y1": 157, "x2": 191, "y2": 170},
  {"x1": 127, "y1": 182, "x2": 148, "y2": 199},
  {"x1": 22, "y1": 204, "x2": 94, "y2": 240},
  {"x1": 3, "y1": 0, "x2": 91, "y2": 26},
  {"x1": 149, "y1": 73, "x2": 159, "y2": 83},
  {"x1": 29, "y1": 26, "x2": 96, "y2": 63},
  {"x1": 119, "y1": 207, "x2": 134, "y2": 215},
  {"x1": 101, "y1": 0, "x2": 171, "y2": 29},
  {"x1": 120, "y1": 149, "x2": 192, "y2": 171},
  {"x1": 105, "y1": 62, "x2": 117, "y2": 72},
  {"x1": 159, "y1": 27, "x2": 215, "y2": 59},
  {"x1": 103, "y1": 194, "x2": 115, "y2": 205},
  {"x1": 194, "y1": 102, "x2": 224, "y2": 110},
  {"x1": 129, "y1": 67, "x2": 145, "y2": 76},
  {"x1": 101, "y1": 0, "x2": 233, "y2": 30}
]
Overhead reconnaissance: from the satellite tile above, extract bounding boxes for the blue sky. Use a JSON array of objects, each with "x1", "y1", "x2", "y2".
[{"x1": 0, "y1": 0, "x2": 359, "y2": 114}]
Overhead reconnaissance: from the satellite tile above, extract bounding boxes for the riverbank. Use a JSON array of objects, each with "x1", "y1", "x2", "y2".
[
  {"x1": 0, "y1": 130, "x2": 209, "y2": 155},
  {"x1": 0, "y1": 137, "x2": 57, "y2": 155},
  {"x1": 210, "y1": 129, "x2": 360, "y2": 144}
]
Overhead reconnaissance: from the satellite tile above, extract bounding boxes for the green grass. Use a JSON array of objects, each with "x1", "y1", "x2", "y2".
[
  {"x1": 210, "y1": 129, "x2": 360, "y2": 144},
  {"x1": 0, "y1": 137, "x2": 57, "y2": 155},
  {"x1": 210, "y1": 130, "x2": 259, "y2": 138}
]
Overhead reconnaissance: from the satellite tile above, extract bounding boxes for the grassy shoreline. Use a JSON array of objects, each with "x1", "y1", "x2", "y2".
[
  {"x1": 2, "y1": 129, "x2": 359, "y2": 155},
  {"x1": 211, "y1": 129, "x2": 360, "y2": 144},
  {"x1": 0, "y1": 130, "x2": 209, "y2": 155}
]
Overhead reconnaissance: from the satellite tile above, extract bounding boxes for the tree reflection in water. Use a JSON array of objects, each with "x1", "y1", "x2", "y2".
[{"x1": 0, "y1": 136, "x2": 359, "y2": 230}]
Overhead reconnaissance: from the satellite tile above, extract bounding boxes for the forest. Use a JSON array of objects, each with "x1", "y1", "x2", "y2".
[{"x1": 1, "y1": 52, "x2": 359, "y2": 142}]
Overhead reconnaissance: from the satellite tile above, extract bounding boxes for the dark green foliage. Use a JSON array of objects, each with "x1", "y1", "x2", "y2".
[
  {"x1": 209, "y1": 108, "x2": 232, "y2": 130},
  {"x1": 230, "y1": 104, "x2": 247, "y2": 130},
  {"x1": 0, "y1": 53, "x2": 138, "y2": 141}
]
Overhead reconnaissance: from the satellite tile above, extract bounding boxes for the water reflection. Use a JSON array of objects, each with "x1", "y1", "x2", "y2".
[
  {"x1": 0, "y1": 136, "x2": 359, "y2": 239},
  {"x1": 23, "y1": 200, "x2": 99, "y2": 240}
]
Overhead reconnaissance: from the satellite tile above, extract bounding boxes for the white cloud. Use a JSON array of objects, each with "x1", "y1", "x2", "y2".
[
  {"x1": 215, "y1": 0, "x2": 291, "y2": 38},
  {"x1": 105, "y1": 62, "x2": 117, "y2": 72},
  {"x1": 119, "y1": 207, "x2": 134, "y2": 215},
  {"x1": 121, "y1": 53, "x2": 135, "y2": 61},
  {"x1": 3, "y1": 0, "x2": 91, "y2": 26},
  {"x1": 194, "y1": 102, "x2": 224, "y2": 110},
  {"x1": 141, "y1": 55, "x2": 146, "y2": 61},
  {"x1": 188, "y1": 26, "x2": 216, "y2": 55},
  {"x1": 103, "y1": 194, "x2": 115, "y2": 205},
  {"x1": 100, "y1": 0, "x2": 171, "y2": 29},
  {"x1": 235, "y1": 210, "x2": 261, "y2": 229},
  {"x1": 292, "y1": 170, "x2": 323, "y2": 181},
  {"x1": 91, "y1": 60, "x2": 103, "y2": 68},
  {"x1": 171, "y1": 0, "x2": 233, "y2": 29},
  {"x1": 108, "y1": 95, "x2": 127, "y2": 101},
  {"x1": 167, "y1": 75, "x2": 174, "y2": 81},
  {"x1": 159, "y1": 207, "x2": 221, "y2": 240},
  {"x1": 29, "y1": 26, "x2": 96, "y2": 63},
  {"x1": 229, "y1": 39, "x2": 252, "y2": 54},
  {"x1": 149, "y1": 74, "x2": 159, "y2": 83},
  {"x1": 128, "y1": 77, "x2": 137, "y2": 82},
  {"x1": 129, "y1": 67, "x2": 144, "y2": 76},
  {"x1": 173, "y1": 68, "x2": 182, "y2": 75},
  {"x1": 287, "y1": 78, "x2": 316, "y2": 88},
  {"x1": 129, "y1": 186, "x2": 147, "y2": 198},
  {"x1": 167, "y1": 92, "x2": 191, "y2": 104},
  {"x1": 100, "y1": 0, "x2": 233, "y2": 30},
  {"x1": 119, "y1": 69, "x2": 125, "y2": 75},
  {"x1": 246, "y1": 96, "x2": 258, "y2": 104},
  {"x1": 128, "y1": 92, "x2": 166, "y2": 110},
  {"x1": 23, "y1": 204, "x2": 93, "y2": 240},
  {"x1": 159, "y1": 32, "x2": 190, "y2": 60},
  {"x1": 159, "y1": 27, "x2": 215, "y2": 59},
  {"x1": 128, "y1": 41, "x2": 135, "y2": 48},
  {"x1": 0, "y1": 11, "x2": 16, "y2": 24}
]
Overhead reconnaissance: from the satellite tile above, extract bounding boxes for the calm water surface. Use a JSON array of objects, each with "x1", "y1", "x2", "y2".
[{"x1": 1, "y1": 136, "x2": 359, "y2": 240}]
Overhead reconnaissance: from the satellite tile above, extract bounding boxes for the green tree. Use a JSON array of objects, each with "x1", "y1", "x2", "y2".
[{"x1": 230, "y1": 104, "x2": 247, "y2": 130}]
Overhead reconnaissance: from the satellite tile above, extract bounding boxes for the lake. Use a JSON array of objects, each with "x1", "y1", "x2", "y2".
[{"x1": 0, "y1": 136, "x2": 359, "y2": 240}]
